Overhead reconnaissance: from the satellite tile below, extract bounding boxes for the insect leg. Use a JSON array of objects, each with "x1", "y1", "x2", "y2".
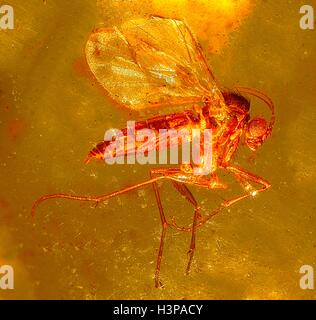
[
  {"x1": 150, "y1": 168, "x2": 202, "y2": 276},
  {"x1": 224, "y1": 165, "x2": 271, "y2": 206},
  {"x1": 186, "y1": 205, "x2": 199, "y2": 275},
  {"x1": 198, "y1": 165, "x2": 271, "y2": 226},
  {"x1": 171, "y1": 181, "x2": 201, "y2": 275},
  {"x1": 149, "y1": 168, "x2": 201, "y2": 285},
  {"x1": 167, "y1": 166, "x2": 271, "y2": 232},
  {"x1": 31, "y1": 176, "x2": 163, "y2": 217},
  {"x1": 150, "y1": 170, "x2": 169, "y2": 288}
]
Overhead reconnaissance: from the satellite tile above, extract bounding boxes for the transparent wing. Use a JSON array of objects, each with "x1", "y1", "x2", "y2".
[{"x1": 85, "y1": 16, "x2": 225, "y2": 110}]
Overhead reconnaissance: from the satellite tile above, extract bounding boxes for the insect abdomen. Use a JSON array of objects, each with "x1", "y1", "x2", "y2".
[{"x1": 85, "y1": 110, "x2": 200, "y2": 163}]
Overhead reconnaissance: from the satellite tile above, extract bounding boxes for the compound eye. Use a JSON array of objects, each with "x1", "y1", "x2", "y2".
[{"x1": 247, "y1": 117, "x2": 268, "y2": 138}]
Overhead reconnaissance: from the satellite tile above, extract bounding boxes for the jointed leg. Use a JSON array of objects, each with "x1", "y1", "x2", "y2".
[
  {"x1": 31, "y1": 176, "x2": 164, "y2": 217},
  {"x1": 171, "y1": 181, "x2": 201, "y2": 274},
  {"x1": 32, "y1": 167, "x2": 201, "y2": 288},
  {"x1": 186, "y1": 206, "x2": 200, "y2": 275},
  {"x1": 150, "y1": 169, "x2": 200, "y2": 286},
  {"x1": 150, "y1": 168, "x2": 203, "y2": 279},
  {"x1": 172, "y1": 165, "x2": 271, "y2": 231},
  {"x1": 200, "y1": 165, "x2": 271, "y2": 225},
  {"x1": 150, "y1": 170, "x2": 169, "y2": 288},
  {"x1": 33, "y1": 165, "x2": 266, "y2": 287}
]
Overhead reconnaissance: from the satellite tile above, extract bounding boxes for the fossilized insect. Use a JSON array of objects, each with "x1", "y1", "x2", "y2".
[{"x1": 32, "y1": 16, "x2": 275, "y2": 288}]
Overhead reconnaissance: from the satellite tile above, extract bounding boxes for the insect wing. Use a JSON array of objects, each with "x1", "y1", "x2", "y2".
[{"x1": 85, "y1": 16, "x2": 224, "y2": 111}]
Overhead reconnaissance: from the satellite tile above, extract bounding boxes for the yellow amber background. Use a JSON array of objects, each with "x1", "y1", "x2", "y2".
[{"x1": 0, "y1": 0, "x2": 315, "y2": 299}]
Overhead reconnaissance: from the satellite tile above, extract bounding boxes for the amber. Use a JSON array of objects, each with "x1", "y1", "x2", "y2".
[{"x1": 0, "y1": 0, "x2": 315, "y2": 300}]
